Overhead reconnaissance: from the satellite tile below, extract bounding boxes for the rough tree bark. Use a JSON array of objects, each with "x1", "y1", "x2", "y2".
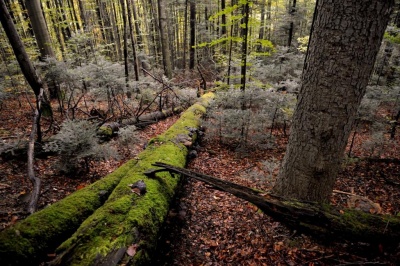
[{"x1": 273, "y1": 0, "x2": 395, "y2": 202}]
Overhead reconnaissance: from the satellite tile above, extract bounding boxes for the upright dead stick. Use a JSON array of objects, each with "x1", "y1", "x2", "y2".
[{"x1": 27, "y1": 88, "x2": 44, "y2": 214}]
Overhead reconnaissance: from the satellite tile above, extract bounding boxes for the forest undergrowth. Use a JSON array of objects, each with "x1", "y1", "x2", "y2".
[{"x1": 0, "y1": 91, "x2": 399, "y2": 265}]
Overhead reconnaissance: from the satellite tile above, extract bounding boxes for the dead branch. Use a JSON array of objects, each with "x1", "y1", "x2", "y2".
[
  {"x1": 27, "y1": 88, "x2": 44, "y2": 214},
  {"x1": 152, "y1": 162, "x2": 400, "y2": 247}
]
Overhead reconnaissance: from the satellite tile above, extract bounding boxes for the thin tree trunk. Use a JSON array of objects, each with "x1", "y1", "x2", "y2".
[
  {"x1": 68, "y1": 0, "x2": 81, "y2": 32},
  {"x1": 259, "y1": 0, "x2": 266, "y2": 41},
  {"x1": 221, "y1": 0, "x2": 226, "y2": 36},
  {"x1": 24, "y1": 0, "x2": 55, "y2": 60},
  {"x1": 158, "y1": 0, "x2": 173, "y2": 78},
  {"x1": 148, "y1": 0, "x2": 160, "y2": 65},
  {"x1": 77, "y1": 0, "x2": 87, "y2": 29},
  {"x1": 183, "y1": 0, "x2": 188, "y2": 69},
  {"x1": 110, "y1": 1, "x2": 122, "y2": 61},
  {"x1": 130, "y1": 0, "x2": 143, "y2": 45},
  {"x1": 55, "y1": 0, "x2": 71, "y2": 39},
  {"x1": 126, "y1": 0, "x2": 139, "y2": 81},
  {"x1": 240, "y1": 1, "x2": 250, "y2": 91},
  {"x1": 119, "y1": 0, "x2": 129, "y2": 93},
  {"x1": 267, "y1": 0, "x2": 271, "y2": 40},
  {"x1": 287, "y1": 0, "x2": 297, "y2": 48},
  {"x1": 45, "y1": 0, "x2": 66, "y2": 57},
  {"x1": 189, "y1": 0, "x2": 196, "y2": 69}
]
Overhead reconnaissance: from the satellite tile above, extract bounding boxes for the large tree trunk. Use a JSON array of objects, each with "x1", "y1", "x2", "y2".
[
  {"x1": 154, "y1": 163, "x2": 400, "y2": 247},
  {"x1": 0, "y1": 94, "x2": 214, "y2": 266},
  {"x1": 24, "y1": 0, "x2": 55, "y2": 60},
  {"x1": 273, "y1": 0, "x2": 394, "y2": 202}
]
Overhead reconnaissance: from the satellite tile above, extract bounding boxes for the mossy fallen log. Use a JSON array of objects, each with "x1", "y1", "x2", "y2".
[
  {"x1": 0, "y1": 162, "x2": 131, "y2": 265},
  {"x1": 48, "y1": 94, "x2": 213, "y2": 265},
  {"x1": 153, "y1": 163, "x2": 400, "y2": 248}
]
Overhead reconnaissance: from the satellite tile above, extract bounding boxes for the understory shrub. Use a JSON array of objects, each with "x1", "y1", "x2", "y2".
[
  {"x1": 117, "y1": 125, "x2": 142, "y2": 147},
  {"x1": 44, "y1": 120, "x2": 119, "y2": 174},
  {"x1": 203, "y1": 88, "x2": 296, "y2": 152},
  {"x1": 240, "y1": 158, "x2": 279, "y2": 187}
]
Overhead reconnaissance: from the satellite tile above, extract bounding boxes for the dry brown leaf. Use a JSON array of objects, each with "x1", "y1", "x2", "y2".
[{"x1": 126, "y1": 244, "x2": 138, "y2": 257}]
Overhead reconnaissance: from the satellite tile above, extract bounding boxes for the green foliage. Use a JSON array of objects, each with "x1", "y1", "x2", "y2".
[
  {"x1": 384, "y1": 27, "x2": 400, "y2": 44},
  {"x1": 44, "y1": 120, "x2": 119, "y2": 174},
  {"x1": 209, "y1": 4, "x2": 240, "y2": 21},
  {"x1": 66, "y1": 32, "x2": 97, "y2": 65},
  {"x1": 297, "y1": 36, "x2": 309, "y2": 53}
]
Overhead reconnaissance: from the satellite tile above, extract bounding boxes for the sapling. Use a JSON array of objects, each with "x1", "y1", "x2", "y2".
[
  {"x1": 203, "y1": 87, "x2": 295, "y2": 152},
  {"x1": 240, "y1": 157, "x2": 279, "y2": 187},
  {"x1": 44, "y1": 119, "x2": 119, "y2": 174}
]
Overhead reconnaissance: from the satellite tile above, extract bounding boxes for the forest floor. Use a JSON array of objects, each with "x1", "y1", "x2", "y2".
[{"x1": 1, "y1": 96, "x2": 400, "y2": 265}]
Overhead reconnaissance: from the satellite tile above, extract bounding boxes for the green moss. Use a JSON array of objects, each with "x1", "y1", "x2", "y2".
[
  {"x1": 98, "y1": 126, "x2": 113, "y2": 136},
  {"x1": 334, "y1": 209, "x2": 372, "y2": 234},
  {"x1": 384, "y1": 31, "x2": 400, "y2": 44},
  {"x1": 51, "y1": 94, "x2": 214, "y2": 266},
  {"x1": 318, "y1": 207, "x2": 400, "y2": 244},
  {"x1": 0, "y1": 159, "x2": 136, "y2": 265}
]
